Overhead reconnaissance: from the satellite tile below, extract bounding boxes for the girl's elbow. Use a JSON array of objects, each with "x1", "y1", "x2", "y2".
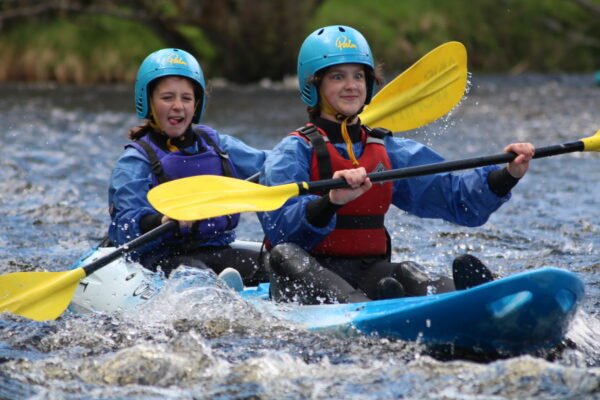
[{"x1": 462, "y1": 213, "x2": 491, "y2": 227}]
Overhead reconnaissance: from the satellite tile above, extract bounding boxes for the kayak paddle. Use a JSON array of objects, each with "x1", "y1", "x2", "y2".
[
  {"x1": 361, "y1": 41, "x2": 467, "y2": 132},
  {"x1": 148, "y1": 131, "x2": 600, "y2": 221},
  {"x1": 0, "y1": 41, "x2": 466, "y2": 322},
  {"x1": 0, "y1": 221, "x2": 177, "y2": 321}
]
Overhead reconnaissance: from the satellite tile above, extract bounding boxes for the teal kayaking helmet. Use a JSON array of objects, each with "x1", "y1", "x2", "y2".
[
  {"x1": 297, "y1": 25, "x2": 375, "y2": 107},
  {"x1": 134, "y1": 48, "x2": 206, "y2": 123}
]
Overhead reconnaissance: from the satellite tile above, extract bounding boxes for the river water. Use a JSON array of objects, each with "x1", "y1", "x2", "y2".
[{"x1": 1, "y1": 75, "x2": 599, "y2": 399}]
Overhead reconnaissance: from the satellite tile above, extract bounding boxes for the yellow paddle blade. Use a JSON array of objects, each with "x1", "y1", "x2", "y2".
[
  {"x1": 148, "y1": 175, "x2": 302, "y2": 221},
  {"x1": 581, "y1": 130, "x2": 600, "y2": 151},
  {"x1": 360, "y1": 41, "x2": 467, "y2": 132},
  {"x1": 0, "y1": 268, "x2": 85, "y2": 321}
]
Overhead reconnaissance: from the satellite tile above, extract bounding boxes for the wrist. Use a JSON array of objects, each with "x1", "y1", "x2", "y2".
[
  {"x1": 488, "y1": 167, "x2": 520, "y2": 197},
  {"x1": 306, "y1": 195, "x2": 343, "y2": 227}
]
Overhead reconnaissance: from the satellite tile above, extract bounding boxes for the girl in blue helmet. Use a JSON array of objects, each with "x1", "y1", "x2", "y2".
[
  {"x1": 108, "y1": 48, "x2": 268, "y2": 284},
  {"x1": 258, "y1": 26, "x2": 535, "y2": 304}
]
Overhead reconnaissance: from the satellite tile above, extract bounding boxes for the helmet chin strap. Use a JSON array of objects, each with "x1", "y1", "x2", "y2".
[
  {"x1": 194, "y1": 99, "x2": 201, "y2": 122},
  {"x1": 148, "y1": 102, "x2": 181, "y2": 152},
  {"x1": 319, "y1": 92, "x2": 361, "y2": 167},
  {"x1": 148, "y1": 102, "x2": 163, "y2": 132}
]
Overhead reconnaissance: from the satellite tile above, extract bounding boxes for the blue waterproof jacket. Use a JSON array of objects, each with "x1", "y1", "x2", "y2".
[
  {"x1": 258, "y1": 133, "x2": 510, "y2": 252},
  {"x1": 108, "y1": 125, "x2": 267, "y2": 252}
]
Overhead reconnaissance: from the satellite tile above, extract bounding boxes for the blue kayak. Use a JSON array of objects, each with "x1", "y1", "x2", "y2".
[
  {"x1": 69, "y1": 245, "x2": 584, "y2": 355},
  {"x1": 241, "y1": 267, "x2": 584, "y2": 355}
]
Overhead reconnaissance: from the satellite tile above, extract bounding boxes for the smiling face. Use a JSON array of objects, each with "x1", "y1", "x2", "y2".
[
  {"x1": 319, "y1": 64, "x2": 367, "y2": 122},
  {"x1": 150, "y1": 76, "x2": 197, "y2": 138}
]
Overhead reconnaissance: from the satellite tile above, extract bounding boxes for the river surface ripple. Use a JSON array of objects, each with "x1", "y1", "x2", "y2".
[{"x1": 0, "y1": 75, "x2": 599, "y2": 399}]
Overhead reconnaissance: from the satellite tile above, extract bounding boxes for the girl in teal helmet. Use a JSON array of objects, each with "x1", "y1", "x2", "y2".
[
  {"x1": 134, "y1": 48, "x2": 206, "y2": 123},
  {"x1": 297, "y1": 25, "x2": 378, "y2": 108},
  {"x1": 108, "y1": 48, "x2": 269, "y2": 284},
  {"x1": 259, "y1": 26, "x2": 535, "y2": 304}
]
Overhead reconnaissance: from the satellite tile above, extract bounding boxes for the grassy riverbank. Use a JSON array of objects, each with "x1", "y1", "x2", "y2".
[
  {"x1": 0, "y1": 16, "x2": 157, "y2": 83},
  {"x1": 0, "y1": 0, "x2": 598, "y2": 84},
  {"x1": 312, "y1": 0, "x2": 599, "y2": 74}
]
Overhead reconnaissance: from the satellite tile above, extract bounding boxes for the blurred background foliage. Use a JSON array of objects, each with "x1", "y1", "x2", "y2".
[{"x1": 0, "y1": 0, "x2": 598, "y2": 84}]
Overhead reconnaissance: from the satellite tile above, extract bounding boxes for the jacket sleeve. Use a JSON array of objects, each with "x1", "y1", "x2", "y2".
[
  {"x1": 387, "y1": 137, "x2": 510, "y2": 227},
  {"x1": 217, "y1": 133, "x2": 269, "y2": 179},
  {"x1": 107, "y1": 147, "x2": 163, "y2": 246},
  {"x1": 258, "y1": 136, "x2": 334, "y2": 250}
]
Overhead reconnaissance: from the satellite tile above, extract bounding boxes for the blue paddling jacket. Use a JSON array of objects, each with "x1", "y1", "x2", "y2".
[
  {"x1": 259, "y1": 127, "x2": 511, "y2": 253},
  {"x1": 108, "y1": 124, "x2": 268, "y2": 260}
]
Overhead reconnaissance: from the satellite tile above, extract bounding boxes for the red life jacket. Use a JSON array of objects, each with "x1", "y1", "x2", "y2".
[{"x1": 292, "y1": 124, "x2": 393, "y2": 257}]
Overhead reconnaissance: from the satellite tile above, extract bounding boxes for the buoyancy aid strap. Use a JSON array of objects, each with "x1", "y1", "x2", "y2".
[
  {"x1": 335, "y1": 214, "x2": 385, "y2": 230},
  {"x1": 384, "y1": 228, "x2": 392, "y2": 261},
  {"x1": 195, "y1": 128, "x2": 235, "y2": 177},
  {"x1": 296, "y1": 124, "x2": 333, "y2": 180},
  {"x1": 135, "y1": 139, "x2": 171, "y2": 184},
  {"x1": 365, "y1": 126, "x2": 393, "y2": 139},
  {"x1": 364, "y1": 126, "x2": 392, "y2": 145},
  {"x1": 366, "y1": 136, "x2": 385, "y2": 145},
  {"x1": 194, "y1": 129, "x2": 238, "y2": 230}
]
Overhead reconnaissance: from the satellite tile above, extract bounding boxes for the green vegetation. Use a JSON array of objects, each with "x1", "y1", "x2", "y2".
[
  {"x1": 311, "y1": 0, "x2": 600, "y2": 73},
  {"x1": 0, "y1": 0, "x2": 598, "y2": 84},
  {"x1": 0, "y1": 15, "x2": 165, "y2": 83}
]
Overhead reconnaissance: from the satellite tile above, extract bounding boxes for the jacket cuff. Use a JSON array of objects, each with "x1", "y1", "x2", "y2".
[
  {"x1": 140, "y1": 213, "x2": 163, "y2": 234},
  {"x1": 306, "y1": 195, "x2": 343, "y2": 227},
  {"x1": 488, "y1": 167, "x2": 520, "y2": 197}
]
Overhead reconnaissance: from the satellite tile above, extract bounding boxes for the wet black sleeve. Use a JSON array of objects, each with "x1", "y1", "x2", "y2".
[
  {"x1": 140, "y1": 213, "x2": 163, "y2": 234},
  {"x1": 306, "y1": 195, "x2": 343, "y2": 228},
  {"x1": 487, "y1": 167, "x2": 520, "y2": 197}
]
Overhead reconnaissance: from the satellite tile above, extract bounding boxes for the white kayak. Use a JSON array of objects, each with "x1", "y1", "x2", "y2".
[{"x1": 67, "y1": 240, "x2": 259, "y2": 314}]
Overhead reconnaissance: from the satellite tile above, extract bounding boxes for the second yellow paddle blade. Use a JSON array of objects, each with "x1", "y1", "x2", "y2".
[
  {"x1": 0, "y1": 269, "x2": 85, "y2": 321},
  {"x1": 148, "y1": 175, "x2": 301, "y2": 221},
  {"x1": 361, "y1": 41, "x2": 468, "y2": 132}
]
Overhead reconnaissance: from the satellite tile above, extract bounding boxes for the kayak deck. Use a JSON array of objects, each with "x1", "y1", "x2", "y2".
[
  {"x1": 241, "y1": 267, "x2": 584, "y2": 355},
  {"x1": 69, "y1": 245, "x2": 584, "y2": 356}
]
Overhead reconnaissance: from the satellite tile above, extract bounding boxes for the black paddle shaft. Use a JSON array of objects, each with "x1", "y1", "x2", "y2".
[
  {"x1": 83, "y1": 220, "x2": 178, "y2": 276},
  {"x1": 82, "y1": 172, "x2": 263, "y2": 276},
  {"x1": 303, "y1": 140, "x2": 584, "y2": 193}
]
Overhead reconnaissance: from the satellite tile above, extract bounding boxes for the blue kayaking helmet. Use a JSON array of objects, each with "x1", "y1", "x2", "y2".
[
  {"x1": 134, "y1": 48, "x2": 206, "y2": 123},
  {"x1": 297, "y1": 25, "x2": 375, "y2": 107}
]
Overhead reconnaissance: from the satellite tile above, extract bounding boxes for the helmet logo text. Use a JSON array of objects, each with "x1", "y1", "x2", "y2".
[
  {"x1": 336, "y1": 36, "x2": 358, "y2": 50},
  {"x1": 167, "y1": 55, "x2": 187, "y2": 66}
]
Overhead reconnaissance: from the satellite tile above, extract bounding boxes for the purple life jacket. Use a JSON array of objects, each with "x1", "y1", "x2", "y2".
[{"x1": 128, "y1": 124, "x2": 240, "y2": 238}]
